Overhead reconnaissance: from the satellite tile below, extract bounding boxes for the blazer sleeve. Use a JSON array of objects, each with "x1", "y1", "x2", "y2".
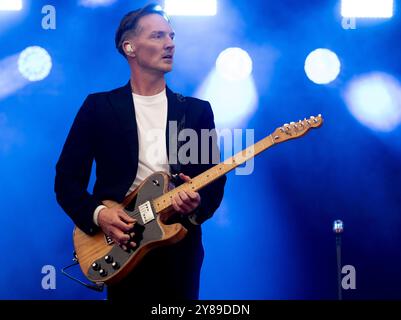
[
  {"x1": 186, "y1": 101, "x2": 227, "y2": 225},
  {"x1": 54, "y1": 95, "x2": 102, "y2": 235}
]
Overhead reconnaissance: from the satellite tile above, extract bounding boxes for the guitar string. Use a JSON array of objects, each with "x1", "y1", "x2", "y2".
[{"x1": 126, "y1": 208, "x2": 141, "y2": 220}]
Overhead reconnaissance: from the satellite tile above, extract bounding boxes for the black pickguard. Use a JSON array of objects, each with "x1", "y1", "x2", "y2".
[{"x1": 87, "y1": 172, "x2": 167, "y2": 282}]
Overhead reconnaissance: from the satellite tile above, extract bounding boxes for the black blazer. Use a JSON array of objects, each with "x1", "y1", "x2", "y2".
[{"x1": 55, "y1": 82, "x2": 226, "y2": 235}]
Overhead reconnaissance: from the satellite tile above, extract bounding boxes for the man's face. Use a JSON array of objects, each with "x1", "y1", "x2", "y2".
[{"x1": 130, "y1": 14, "x2": 175, "y2": 75}]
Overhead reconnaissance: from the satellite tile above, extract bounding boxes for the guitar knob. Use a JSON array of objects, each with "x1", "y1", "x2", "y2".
[
  {"x1": 111, "y1": 261, "x2": 120, "y2": 270},
  {"x1": 104, "y1": 255, "x2": 113, "y2": 263},
  {"x1": 91, "y1": 262, "x2": 100, "y2": 271},
  {"x1": 99, "y1": 269, "x2": 108, "y2": 277}
]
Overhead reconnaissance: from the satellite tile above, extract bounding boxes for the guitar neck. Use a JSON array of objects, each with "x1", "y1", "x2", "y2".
[
  {"x1": 152, "y1": 134, "x2": 276, "y2": 214},
  {"x1": 152, "y1": 114, "x2": 323, "y2": 215}
]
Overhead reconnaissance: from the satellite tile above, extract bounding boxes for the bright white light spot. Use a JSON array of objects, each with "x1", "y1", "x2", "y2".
[
  {"x1": 164, "y1": 0, "x2": 217, "y2": 16},
  {"x1": 196, "y1": 69, "x2": 258, "y2": 128},
  {"x1": 341, "y1": 0, "x2": 393, "y2": 18},
  {"x1": 0, "y1": 0, "x2": 22, "y2": 11},
  {"x1": 79, "y1": 0, "x2": 117, "y2": 8},
  {"x1": 305, "y1": 49, "x2": 341, "y2": 85},
  {"x1": 18, "y1": 46, "x2": 52, "y2": 82},
  {"x1": 216, "y1": 48, "x2": 253, "y2": 82},
  {"x1": 344, "y1": 72, "x2": 401, "y2": 132},
  {"x1": 0, "y1": 54, "x2": 27, "y2": 100}
]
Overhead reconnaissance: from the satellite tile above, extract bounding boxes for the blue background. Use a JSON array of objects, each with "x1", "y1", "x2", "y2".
[{"x1": 0, "y1": 0, "x2": 400, "y2": 299}]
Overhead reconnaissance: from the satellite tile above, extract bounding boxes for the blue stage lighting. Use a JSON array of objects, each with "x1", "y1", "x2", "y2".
[
  {"x1": 304, "y1": 48, "x2": 341, "y2": 85},
  {"x1": 18, "y1": 46, "x2": 52, "y2": 82},
  {"x1": 216, "y1": 47, "x2": 253, "y2": 81},
  {"x1": 344, "y1": 72, "x2": 401, "y2": 132},
  {"x1": 164, "y1": 0, "x2": 217, "y2": 16},
  {"x1": 79, "y1": 0, "x2": 117, "y2": 8},
  {"x1": 0, "y1": 0, "x2": 22, "y2": 11},
  {"x1": 341, "y1": 0, "x2": 393, "y2": 18},
  {"x1": 196, "y1": 69, "x2": 258, "y2": 128},
  {"x1": 0, "y1": 54, "x2": 26, "y2": 99},
  {"x1": 195, "y1": 47, "x2": 256, "y2": 127}
]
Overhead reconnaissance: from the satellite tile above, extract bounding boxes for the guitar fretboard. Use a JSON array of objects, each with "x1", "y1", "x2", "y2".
[{"x1": 152, "y1": 134, "x2": 276, "y2": 214}]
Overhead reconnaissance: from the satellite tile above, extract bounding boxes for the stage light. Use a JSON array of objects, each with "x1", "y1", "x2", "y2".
[
  {"x1": 216, "y1": 47, "x2": 253, "y2": 81},
  {"x1": 304, "y1": 49, "x2": 341, "y2": 85},
  {"x1": 0, "y1": 0, "x2": 22, "y2": 11},
  {"x1": 164, "y1": 0, "x2": 217, "y2": 16},
  {"x1": 341, "y1": 0, "x2": 393, "y2": 18},
  {"x1": 344, "y1": 72, "x2": 401, "y2": 132},
  {"x1": 18, "y1": 46, "x2": 52, "y2": 82},
  {"x1": 196, "y1": 47, "x2": 257, "y2": 127},
  {"x1": 78, "y1": 0, "x2": 117, "y2": 8},
  {"x1": 196, "y1": 69, "x2": 258, "y2": 128}
]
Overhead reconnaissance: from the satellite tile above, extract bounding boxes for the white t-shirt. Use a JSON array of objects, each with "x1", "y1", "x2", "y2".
[
  {"x1": 128, "y1": 89, "x2": 170, "y2": 193},
  {"x1": 93, "y1": 89, "x2": 170, "y2": 224}
]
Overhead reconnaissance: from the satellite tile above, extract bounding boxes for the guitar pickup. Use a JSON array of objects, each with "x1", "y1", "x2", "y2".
[{"x1": 139, "y1": 201, "x2": 155, "y2": 224}]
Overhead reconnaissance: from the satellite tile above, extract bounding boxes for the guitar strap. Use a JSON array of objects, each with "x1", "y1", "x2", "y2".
[{"x1": 169, "y1": 93, "x2": 186, "y2": 186}]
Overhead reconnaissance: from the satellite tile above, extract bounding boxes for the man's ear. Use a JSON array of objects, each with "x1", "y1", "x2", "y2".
[{"x1": 123, "y1": 41, "x2": 135, "y2": 57}]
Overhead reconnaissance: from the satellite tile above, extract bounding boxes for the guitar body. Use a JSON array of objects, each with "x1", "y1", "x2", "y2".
[{"x1": 73, "y1": 172, "x2": 187, "y2": 285}]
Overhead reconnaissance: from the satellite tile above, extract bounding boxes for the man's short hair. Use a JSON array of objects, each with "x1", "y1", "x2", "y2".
[{"x1": 115, "y1": 3, "x2": 170, "y2": 58}]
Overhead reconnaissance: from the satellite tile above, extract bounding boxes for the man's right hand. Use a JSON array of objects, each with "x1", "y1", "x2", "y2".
[{"x1": 98, "y1": 207, "x2": 137, "y2": 250}]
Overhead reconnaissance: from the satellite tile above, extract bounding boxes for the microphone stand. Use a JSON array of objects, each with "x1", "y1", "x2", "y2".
[{"x1": 333, "y1": 220, "x2": 343, "y2": 300}]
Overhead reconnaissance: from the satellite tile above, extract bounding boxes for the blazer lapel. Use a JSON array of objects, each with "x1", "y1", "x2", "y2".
[
  {"x1": 108, "y1": 81, "x2": 137, "y2": 132},
  {"x1": 107, "y1": 81, "x2": 139, "y2": 167}
]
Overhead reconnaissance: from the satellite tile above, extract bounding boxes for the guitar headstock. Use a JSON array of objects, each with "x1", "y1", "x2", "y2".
[{"x1": 271, "y1": 114, "x2": 323, "y2": 143}]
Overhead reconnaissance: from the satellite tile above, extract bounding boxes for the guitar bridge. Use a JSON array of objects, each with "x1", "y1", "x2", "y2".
[{"x1": 139, "y1": 201, "x2": 155, "y2": 224}]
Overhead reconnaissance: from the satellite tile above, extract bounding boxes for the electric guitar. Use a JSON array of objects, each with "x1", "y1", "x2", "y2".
[{"x1": 73, "y1": 115, "x2": 323, "y2": 284}]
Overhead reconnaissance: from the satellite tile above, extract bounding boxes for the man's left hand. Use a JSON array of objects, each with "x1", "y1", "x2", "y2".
[{"x1": 171, "y1": 173, "x2": 201, "y2": 215}]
